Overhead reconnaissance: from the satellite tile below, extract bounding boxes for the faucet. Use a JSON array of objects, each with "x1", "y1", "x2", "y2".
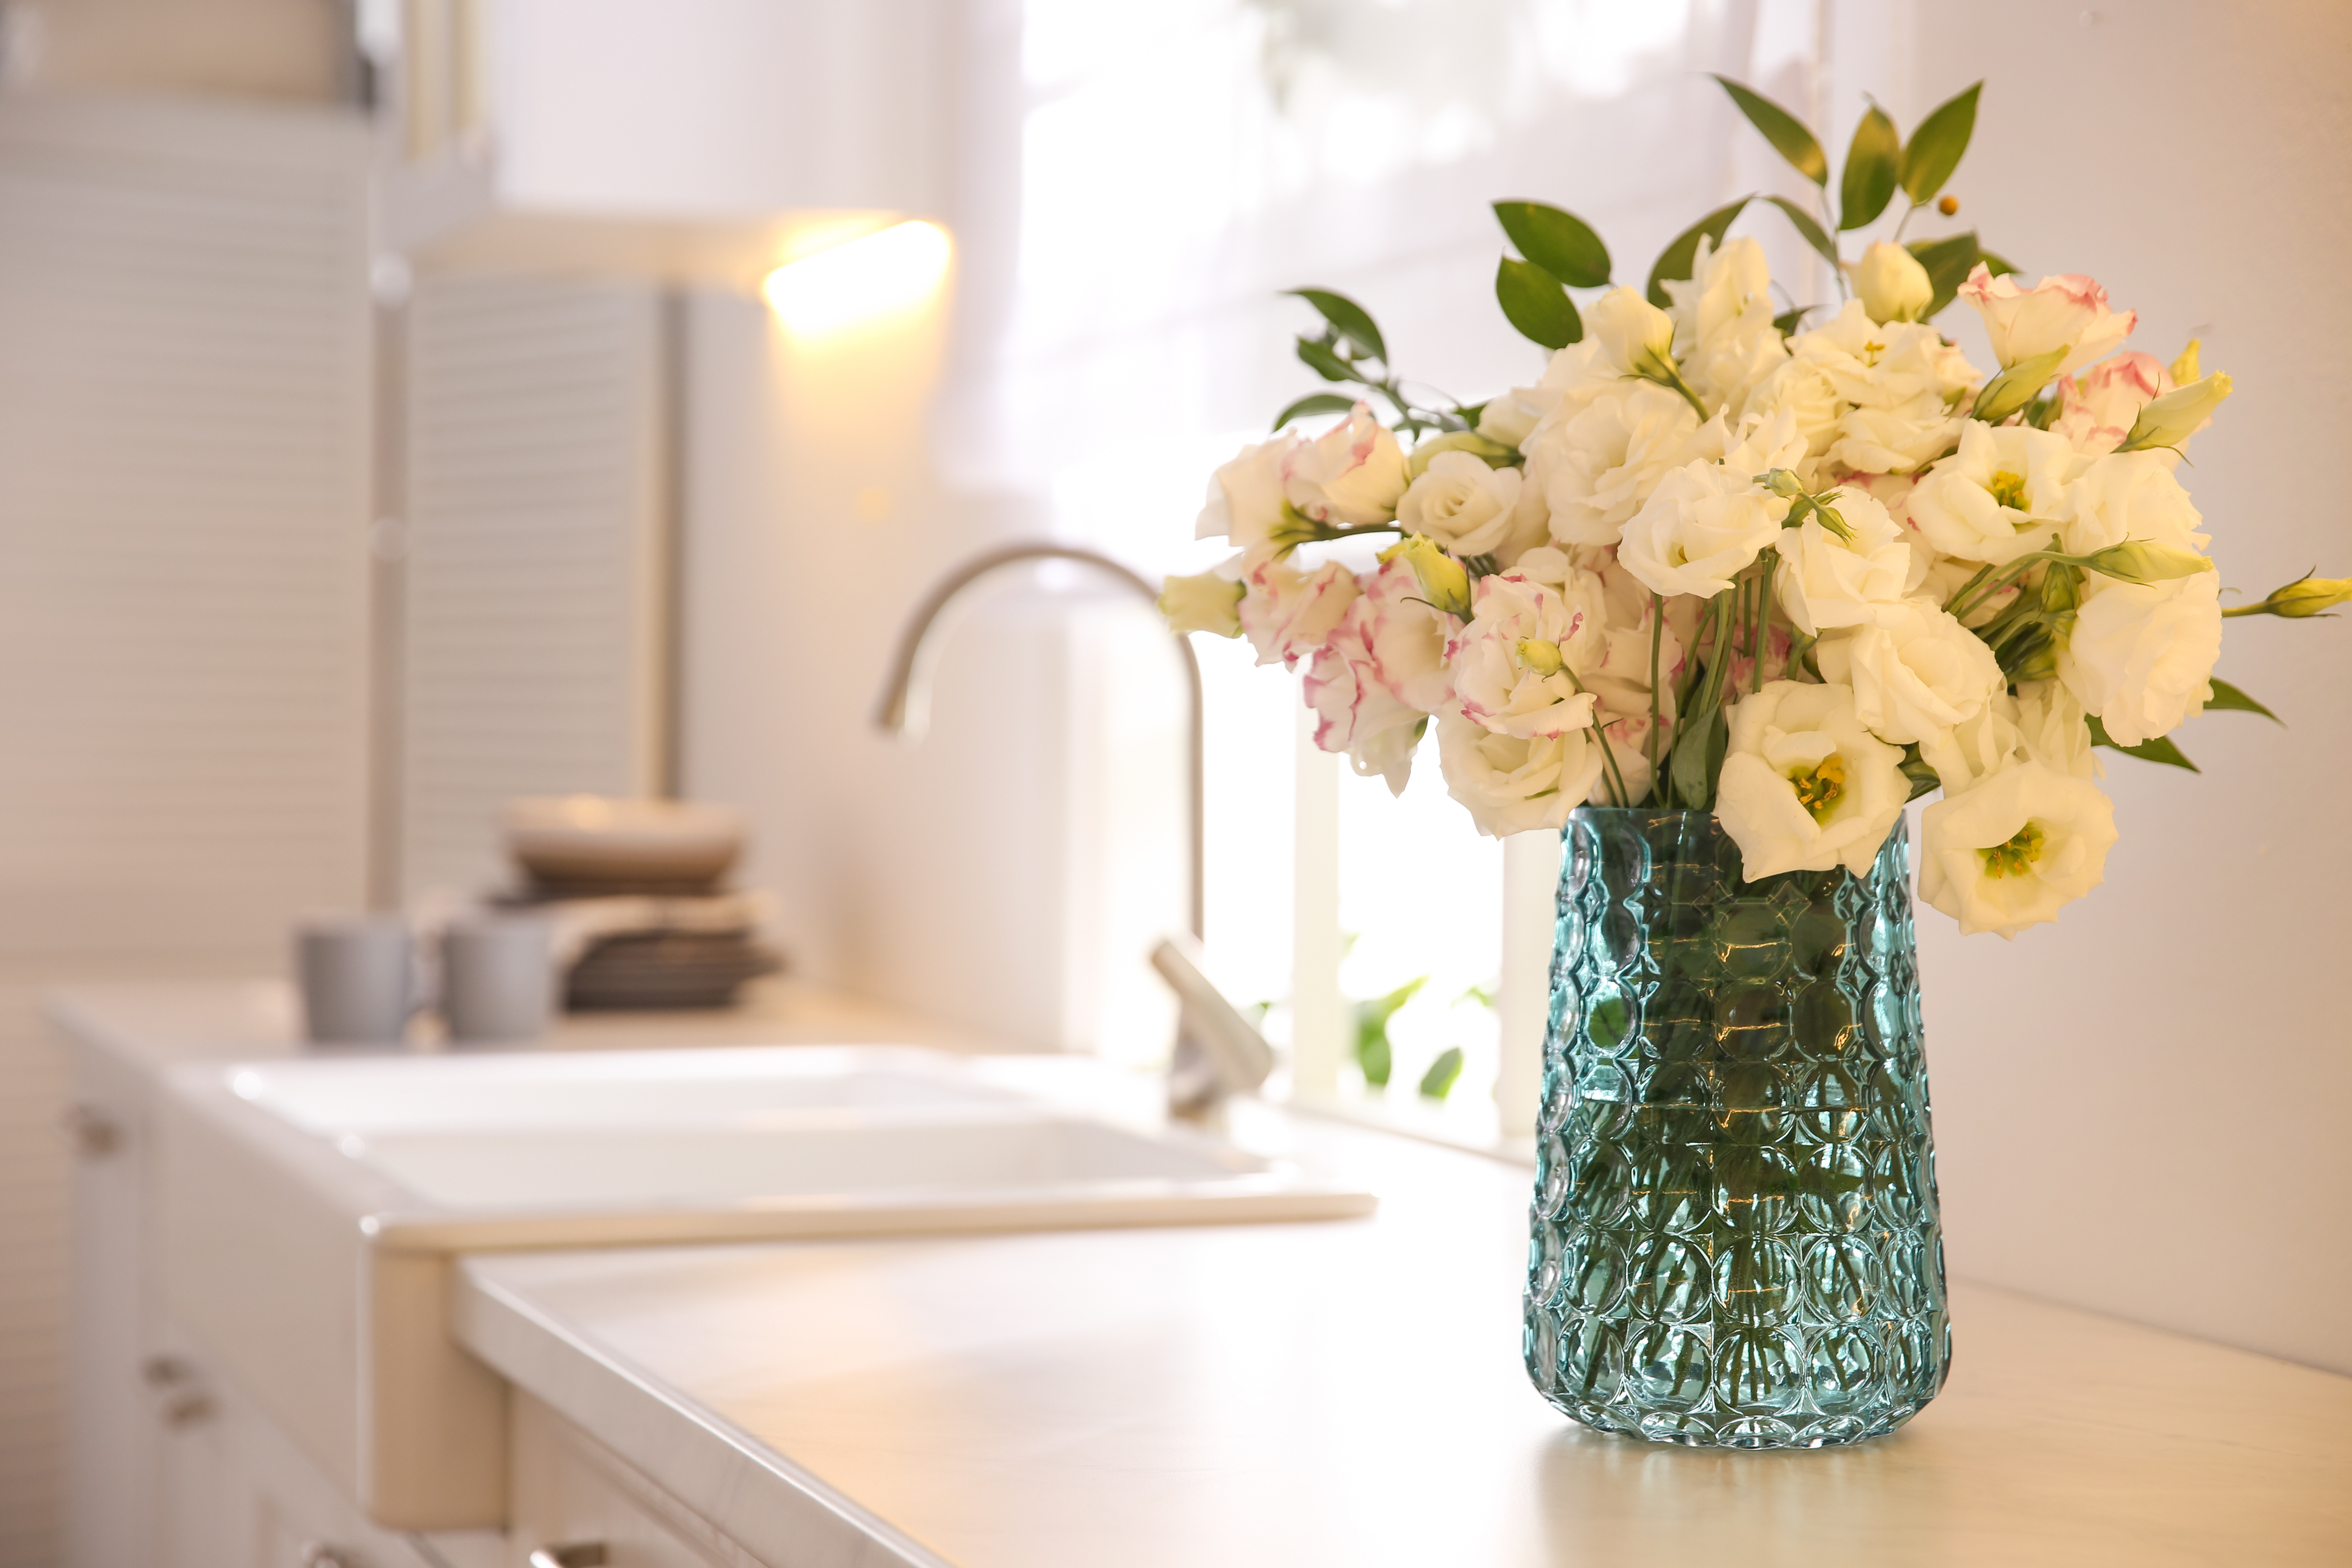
[{"x1": 873, "y1": 542, "x2": 1274, "y2": 1115}]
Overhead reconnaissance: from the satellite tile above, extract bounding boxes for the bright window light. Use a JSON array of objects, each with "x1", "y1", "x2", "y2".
[{"x1": 761, "y1": 220, "x2": 952, "y2": 334}]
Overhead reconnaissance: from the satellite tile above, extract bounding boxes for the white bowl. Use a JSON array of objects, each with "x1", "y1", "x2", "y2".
[{"x1": 503, "y1": 796, "x2": 746, "y2": 888}]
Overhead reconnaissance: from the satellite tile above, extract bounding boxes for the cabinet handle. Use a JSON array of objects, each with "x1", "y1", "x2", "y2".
[{"x1": 528, "y1": 1547, "x2": 607, "y2": 1568}]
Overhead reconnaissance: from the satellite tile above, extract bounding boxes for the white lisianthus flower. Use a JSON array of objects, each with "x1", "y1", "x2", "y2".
[
  {"x1": 2057, "y1": 449, "x2": 2209, "y2": 558},
  {"x1": 1237, "y1": 557, "x2": 1360, "y2": 670},
  {"x1": 1588, "y1": 287, "x2": 1681, "y2": 382},
  {"x1": 1349, "y1": 553, "x2": 1456, "y2": 713},
  {"x1": 2012, "y1": 680, "x2": 2100, "y2": 780},
  {"x1": 1816, "y1": 597, "x2": 2006, "y2": 747},
  {"x1": 1524, "y1": 381, "x2": 1703, "y2": 547},
  {"x1": 1446, "y1": 572, "x2": 1603, "y2": 741},
  {"x1": 1158, "y1": 569, "x2": 1245, "y2": 638},
  {"x1": 1714, "y1": 681, "x2": 1910, "y2": 880},
  {"x1": 1957, "y1": 265, "x2": 2137, "y2": 379},
  {"x1": 1196, "y1": 433, "x2": 1300, "y2": 549},
  {"x1": 1280, "y1": 403, "x2": 1409, "y2": 526},
  {"x1": 1772, "y1": 486, "x2": 1912, "y2": 635},
  {"x1": 1919, "y1": 757, "x2": 2118, "y2": 937},
  {"x1": 1756, "y1": 300, "x2": 1977, "y2": 477},
  {"x1": 1303, "y1": 607, "x2": 1427, "y2": 796},
  {"x1": 1905, "y1": 421, "x2": 2080, "y2": 566},
  {"x1": 1395, "y1": 449, "x2": 1524, "y2": 557},
  {"x1": 2056, "y1": 571, "x2": 2223, "y2": 747},
  {"x1": 2049, "y1": 351, "x2": 2171, "y2": 457},
  {"x1": 1856, "y1": 241, "x2": 1933, "y2": 325},
  {"x1": 1436, "y1": 712, "x2": 1606, "y2": 838},
  {"x1": 1919, "y1": 691, "x2": 2022, "y2": 796},
  {"x1": 1662, "y1": 236, "x2": 1790, "y2": 414},
  {"x1": 1618, "y1": 462, "x2": 1789, "y2": 599},
  {"x1": 1479, "y1": 340, "x2": 1619, "y2": 451}
]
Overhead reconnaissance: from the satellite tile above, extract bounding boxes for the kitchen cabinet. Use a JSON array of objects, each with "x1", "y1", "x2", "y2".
[{"x1": 508, "y1": 1393, "x2": 769, "y2": 1568}]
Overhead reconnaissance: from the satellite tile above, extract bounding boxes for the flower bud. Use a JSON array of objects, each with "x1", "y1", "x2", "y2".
[
  {"x1": 2116, "y1": 372, "x2": 2232, "y2": 453},
  {"x1": 2168, "y1": 337, "x2": 2200, "y2": 385},
  {"x1": 1158, "y1": 570, "x2": 1245, "y2": 638},
  {"x1": 1515, "y1": 637, "x2": 1566, "y2": 677},
  {"x1": 1406, "y1": 428, "x2": 1517, "y2": 481},
  {"x1": 1857, "y1": 241, "x2": 1933, "y2": 325},
  {"x1": 2080, "y1": 539, "x2": 2213, "y2": 586},
  {"x1": 1380, "y1": 534, "x2": 1474, "y2": 618},
  {"x1": 2224, "y1": 572, "x2": 2352, "y2": 620},
  {"x1": 1587, "y1": 287, "x2": 1679, "y2": 382}
]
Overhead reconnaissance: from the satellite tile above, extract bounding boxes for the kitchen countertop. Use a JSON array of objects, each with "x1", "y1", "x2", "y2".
[{"x1": 454, "y1": 1113, "x2": 2352, "y2": 1568}]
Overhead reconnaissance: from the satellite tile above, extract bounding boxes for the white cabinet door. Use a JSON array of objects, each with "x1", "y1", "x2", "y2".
[{"x1": 508, "y1": 1393, "x2": 770, "y2": 1568}]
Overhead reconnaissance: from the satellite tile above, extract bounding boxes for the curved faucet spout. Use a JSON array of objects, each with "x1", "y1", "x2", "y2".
[{"x1": 872, "y1": 542, "x2": 1205, "y2": 942}]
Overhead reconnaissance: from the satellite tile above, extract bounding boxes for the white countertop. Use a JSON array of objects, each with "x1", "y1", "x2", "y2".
[{"x1": 454, "y1": 1113, "x2": 2352, "y2": 1568}]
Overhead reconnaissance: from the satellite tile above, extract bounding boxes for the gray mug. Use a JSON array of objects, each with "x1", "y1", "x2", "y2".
[
  {"x1": 296, "y1": 916, "x2": 417, "y2": 1045},
  {"x1": 442, "y1": 916, "x2": 555, "y2": 1046}
]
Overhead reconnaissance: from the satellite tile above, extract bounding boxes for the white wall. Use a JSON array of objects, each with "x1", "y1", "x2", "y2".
[{"x1": 1831, "y1": 0, "x2": 2352, "y2": 1374}]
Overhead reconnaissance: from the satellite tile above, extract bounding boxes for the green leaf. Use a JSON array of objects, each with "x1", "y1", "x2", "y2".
[
  {"x1": 1646, "y1": 197, "x2": 1751, "y2": 308},
  {"x1": 1772, "y1": 305, "x2": 1818, "y2": 338},
  {"x1": 1906, "y1": 230, "x2": 1982, "y2": 320},
  {"x1": 1668, "y1": 703, "x2": 1729, "y2": 811},
  {"x1": 1269, "y1": 392, "x2": 1358, "y2": 431},
  {"x1": 1711, "y1": 75, "x2": 1828, "y2": 185},
  {"x1": 1838, "y1": 102, "x2": 1902, "y2": 230},
  {"x1": 2203, "y1": 678, "x2": 2282, "y2": 723},
  {"x1": 1451, "y1": 399, "x2": 1489, "y2": 430},
  {"x1": 1495, "y1": 257, "x2": 1583, "y2": 350},
  {"x1": 1286, "y1": 289, "x2": 1386, "y2": 362},
  {"x1": 1899, "y1": 746, "x2": 1941, "y2": 801},
  {"x1": 1977, "y1": 246, "x2": 2020, "y2": 277},
  {"x1": 1763, "y1": 195, "x2": 1839, "y2": 268},
  {"x1": 1898, "y1": 82, "x2": 1980, "y2": 206},
  {"x1": 1295, "y1": 336, "x2": 1358, "y2": 383},
  {"x1": 2087, "y1": 715, "x2": 2201, "y2": 772},
  {"x1": 1417, "y1": 1046, "x2": 1465, "y2": 1101},
  {"x1": 1492, "y1": 201, "x2": 1611, "y2": 288}
]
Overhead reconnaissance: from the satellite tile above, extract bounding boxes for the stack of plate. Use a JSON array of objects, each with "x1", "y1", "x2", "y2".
[{"x1": 501, "y1": 797, "x2": 784, "y2": 1010}]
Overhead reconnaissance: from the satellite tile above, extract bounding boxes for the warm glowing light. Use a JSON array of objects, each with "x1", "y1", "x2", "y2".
[{"x1": 762, "y1": 221, "x2": 952, "y2": 334}]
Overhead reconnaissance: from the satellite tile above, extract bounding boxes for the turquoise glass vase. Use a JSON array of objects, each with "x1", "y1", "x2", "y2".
[{"x1": 1523, "y1": 808, "x2": 1950, "y2": 1447}]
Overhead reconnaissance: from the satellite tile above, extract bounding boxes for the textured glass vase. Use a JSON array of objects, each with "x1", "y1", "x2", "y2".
[{"x1": 1523, "y1": 808, "x2": 1950, "y2": 1448}]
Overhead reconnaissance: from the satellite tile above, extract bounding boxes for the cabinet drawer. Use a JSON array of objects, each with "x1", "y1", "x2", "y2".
[{"x1": 509, "y1": 1393, "x2": 770, "y2": 1568}]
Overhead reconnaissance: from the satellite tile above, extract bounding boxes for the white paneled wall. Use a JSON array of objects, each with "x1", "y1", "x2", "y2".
[
  {"x1": 402, "y1": 273, "x2": 671, "y2": 900},
  {"x1": 0, "y1": 95, "x2": 371, "y2": 1568}
]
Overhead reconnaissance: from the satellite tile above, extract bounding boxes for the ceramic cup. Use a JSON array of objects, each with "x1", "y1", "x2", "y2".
[
  {"x1": 441, "y1": 915, "x2": 556, "y2": 1046},
  {"x1": 295, "y1": 915, "x2": 417, "y2": 1044}
]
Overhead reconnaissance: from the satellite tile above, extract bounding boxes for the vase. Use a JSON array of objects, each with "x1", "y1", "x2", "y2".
[{"x1": 1523, "y1": 808, "x2": 1950, "y2": 1448}]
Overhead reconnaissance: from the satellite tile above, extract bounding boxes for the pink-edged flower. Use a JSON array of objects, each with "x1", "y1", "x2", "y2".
[
  {"x1": 1281, "y1": 403, "x2": 1409, "y2": 526},
  {"x1": 1195, "y1": 432, "x2": 1301, "y2": 548},
  {"x1": 1303, "y1": 613, "x2": 1427, "y2": 796},
  {"x1": 1957, "y1": 266, "x2": 2136, "y2": 380},
  {"x1": 2049, "y1": 351, "x2": 2171, "y2": 456},
  {"x1": 1446, "y1": 572, "x2": 1602, "y2": 741},
  {"x1": 1237, "y1": 557, "x2": 1359, "y2": 669},
  {"x1": 1353, "y1": 554, "x2": 1456, "y2": 712}
]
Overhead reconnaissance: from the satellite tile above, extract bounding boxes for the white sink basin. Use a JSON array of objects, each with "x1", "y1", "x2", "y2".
[{"x1": 153, "y1": 1044, "x2": 1376, "y2": 1529}]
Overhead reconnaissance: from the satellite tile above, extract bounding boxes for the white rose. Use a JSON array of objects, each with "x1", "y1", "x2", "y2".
[
  {"x1": 1303, "y1": 606, "x2": 1427, "y2": 797},
  {"x1": 1525, "y1": 381, "x2": 1702, "y2": 547},
  {"x1": 1196, "y1": 433, "x2": 1299, "y2": 549},
  {"x1": 1237, "y1": 557, "x2": 1360, "y2": 669},
  {"x1": 1816, "y1": 597, "x2": 2005, "y2": 747},
  {"x1": 1394, "y1": 449, "x2": 1524, "y2": 557},
  {"x1": 1772, "y1": 486, "x2": 1912, "y2": 636},
  {"x1": 1280, "y1": 403, "x2": 1409, "y2": 526},
  {"x1": 1905, "y1": 421, "x2": 2079, "y2": 566},
  {"x1": 1436, "y1": 711, "x2": 1606, "y2": 838},
  {"x1": 1957, "y1": 266, "x2": 2137, "y2": 379},
  {"x1": 2012, "y1": 680, "x2": 2099, "y2": 780},
  {"x1": 1919, "y1": 757, "x2": 2117, "y2": 938},
  {"x1": 2056, "y1": 449, "x2": 2208, "y2": 558},
  {"x1": 1587, "y1": 287, "x2": 1679, "y2": 381},
  {"x1": 1662, "y1": 235, "x2": 1789, "y2": 413},
  {"x1": 1856, "y1": 241, "x2": 1933, "y2": 325},
  {"x1": 1617, "y1": 460, "x2": 1789, "y2": 599},
  {"x1": 1714, "y1": 680, "x2": 1911, "y2": 880},
  {"x1": 1446, "y1": 571, "x2": 1603, "y2": 741},
  {"x1": 2056, "y1": 571, "x2": 2222, "y2": 747}
]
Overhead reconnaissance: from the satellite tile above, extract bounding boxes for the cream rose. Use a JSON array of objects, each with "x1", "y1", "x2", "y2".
[
  {"x1": 2056, "y1": 571, "x2": 2222, "y2": 747},
  {"x1": 1816, "y1": 597, "x2": 2006, "y2": 747},
  {"x1": 1280, "y1": 403, "x2": 1409, "y2": 526},
  {"x1": 1772, "y1": 486, "x2": 1912, "y2": 636},
  {"x1": 1617, "y1": 460, "x2": 1789, "y2": 599},
  {"x1": 1714, "y1": 680, "x2": 1911, "y2": 880},
  {"x1": 1918, "y1": 757, "x2": 2117, "y2": 938},
  {"x1": 1905, "y1": 421, "x2": 2079, "y2": 566},
  {"x1": 1436, "y1": 712, "x2": 1606, "y2": 838},
  {"x1": 1237, "y1": 557, "x2": 1360, "y2": 669},
  {"x1": 1957, "y1": 265, "x2": 2136, "y2": 379},
  {"x1": 1395, "y1": 449, "x2": 1524, "y2": 556}
]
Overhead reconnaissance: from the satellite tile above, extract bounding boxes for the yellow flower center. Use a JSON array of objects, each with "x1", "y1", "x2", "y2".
[
  {"x1": 1787, "y1": 754, "x2": 1847, "y2": 824},
  {"x1": 1988, "y1": 469, "x2": 2029, "y2": 511},
  {"x1": 1979, "y1": 821, "x2": 2047, "y2": 879}
]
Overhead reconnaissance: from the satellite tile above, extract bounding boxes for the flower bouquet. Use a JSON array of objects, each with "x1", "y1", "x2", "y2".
[{"x1": 1162, "y1": 78, "x2": 2344, "y2": 1448}]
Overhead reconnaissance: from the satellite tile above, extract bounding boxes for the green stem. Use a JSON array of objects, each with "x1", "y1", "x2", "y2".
[
  {"x1": 1947, "y1": 549, "x2": 2062, "y2": 624},
  {"x1": 1753, "y1": 554, "x2": 1776, "y2": 695},
  {"x1": 1646, "y1": 595, "x2": 1666, "y2": 806}
]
